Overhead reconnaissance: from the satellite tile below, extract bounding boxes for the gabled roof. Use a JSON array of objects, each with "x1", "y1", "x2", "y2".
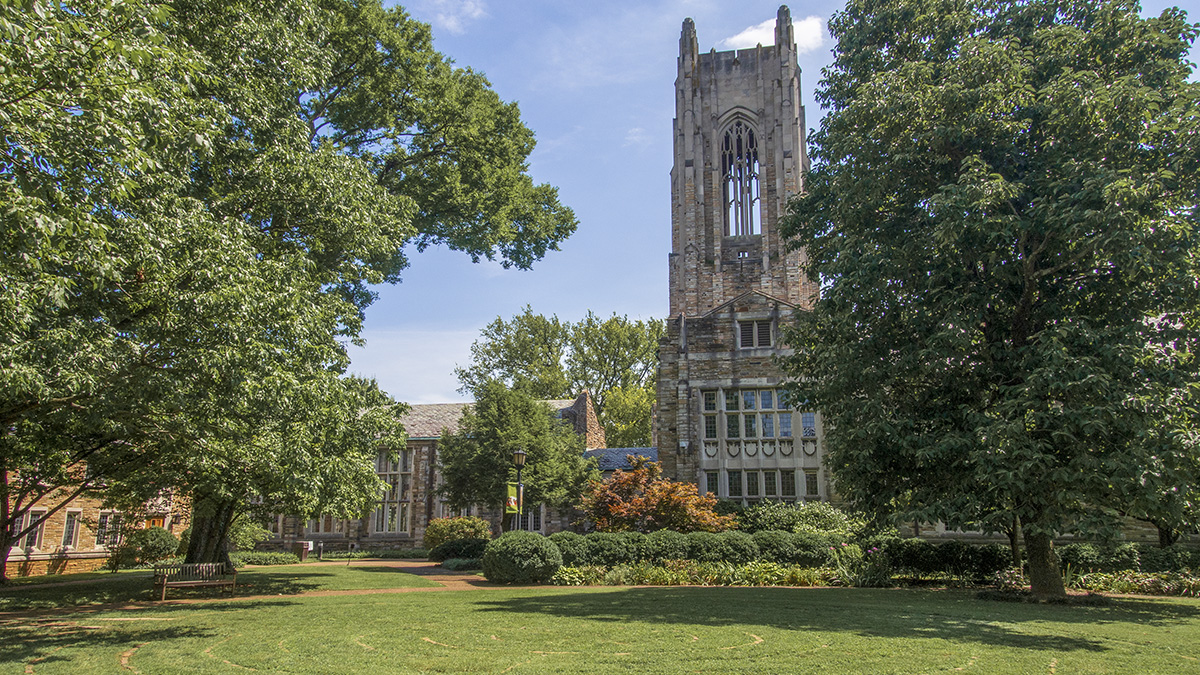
[
  {"x1": 399, "y1": 396, "x2": 592, "y2": 441},
  {"x1": 400, "y1": 402, "x2": 472, "y2": 439},
  {"x1": 701, "y1": 289, "x2": 798, "y2": 318},
  {"x1": 584, "y1": 447, "x2": 658, "y2": 472}
]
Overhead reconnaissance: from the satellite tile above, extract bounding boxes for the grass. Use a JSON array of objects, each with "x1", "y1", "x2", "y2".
[
  {"x1": 4, "y1": 582, "x2": 1200, "y2": 673},
  {"x1": 0, "y1": 563, "x2": 438, "y2": 612}
]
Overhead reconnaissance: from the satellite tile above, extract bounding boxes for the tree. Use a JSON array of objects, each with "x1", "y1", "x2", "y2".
[
  {"x1": 2, "y1": 0, "x2": 577, "y2": 576},
  {"x1": 456, "y1": 307, "x2": 664, "y2": 445},
  {"x1": 579, "y1": 457, "x2": 734, "y2": 533},
  {"x1": 781, "y1": 0, "x2": 1200, "y2": 599},
  {"x1": 438, "y1": 381, "x2": 597, "y2": 528}
]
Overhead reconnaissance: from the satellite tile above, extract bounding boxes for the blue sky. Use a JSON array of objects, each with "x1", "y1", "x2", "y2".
[{"x1": 350, "y1": 0, "x2": 1200, "y2": 405}]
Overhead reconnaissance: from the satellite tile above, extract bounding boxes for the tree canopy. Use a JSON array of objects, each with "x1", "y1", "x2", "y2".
[
  {"x1": 455, "y1": 307, "x2": 663, "y2": 446},
  {"x1": 578, "y1": 457, "x2": 733, "y2": 533},
  {"x1": 1, "y1": 0, "x2": 576, "y2": 576},
  {"x1": 437, "y1": 381, "x2": 597, "y2": 524},
  {"x1": 781, "y1": 0, "x2": 1200, "y2": 599}
]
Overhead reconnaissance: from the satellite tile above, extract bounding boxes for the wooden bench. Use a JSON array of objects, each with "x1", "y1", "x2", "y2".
[{"x1": 153, "y1": 562, "x2": 237, "y2": 601}]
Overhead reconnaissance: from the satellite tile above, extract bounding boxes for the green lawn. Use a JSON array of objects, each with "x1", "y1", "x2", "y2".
[
  {"x1": 4, "y1": 584, "x2": 1200, "y2": 673},
  {"x1": 0, "y1": 564, "x2": 438, "y2": 612}
]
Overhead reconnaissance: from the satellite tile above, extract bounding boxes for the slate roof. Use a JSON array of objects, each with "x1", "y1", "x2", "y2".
[
  {"x1": 400, "y1": 398, "x2": 583, "y2": 440},
  {"x1": 584, "y1": 447, "x2": 658, "y2": 472},
  {"x1": 399, "y1": 402, "x2": 472, "y2": 439}
]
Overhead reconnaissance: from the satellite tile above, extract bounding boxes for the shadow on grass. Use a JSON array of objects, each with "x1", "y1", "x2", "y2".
[
  {"x1": 475, "y1": 587, "x2": 1200, "y2": 654},
  {"x1": 0, "y1": 599, "x2": 304, "y2": 669}
]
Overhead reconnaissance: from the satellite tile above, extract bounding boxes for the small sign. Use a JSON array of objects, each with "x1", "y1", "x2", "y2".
[{"x1": 505, "y1": 483, "x2": 519, "y2": 514}]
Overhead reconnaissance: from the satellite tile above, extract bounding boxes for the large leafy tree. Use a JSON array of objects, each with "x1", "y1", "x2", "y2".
[
  {"x1": 782, "y1": 0, "x2": 1200, "y2": 599},
  {"x1": 437, "y1": 381, "x2": 597, "y2": 528},
  {"x1": 456, "y1": 307, "x2": 664, "y2": 445},
  {"x1": 1, "y1": 0, "x2": 576, "y2": 576}
]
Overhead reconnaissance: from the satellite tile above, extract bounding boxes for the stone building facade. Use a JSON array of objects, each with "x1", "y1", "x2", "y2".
[
  {"x1": 4, "y1": 489, "x2": 189, "y2": 578},
  {"x1": 266, "y1": 392, "x2": 610, "y2": 552},
  {"x1": 656, "y1": 7, "x2": 829, "y2": 504}
]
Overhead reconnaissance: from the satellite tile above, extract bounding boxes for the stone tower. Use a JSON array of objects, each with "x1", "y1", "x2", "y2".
[{"x1": 656, "y1": 6, "x2": 827, "y2": 504}]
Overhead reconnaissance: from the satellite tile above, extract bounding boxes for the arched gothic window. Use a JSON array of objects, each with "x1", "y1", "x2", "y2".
[{"x1": 721, "y1": 121, "x2": 761, "y2": 236}]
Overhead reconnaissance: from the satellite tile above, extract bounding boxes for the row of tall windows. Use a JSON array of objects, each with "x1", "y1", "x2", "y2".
[
  {"x1": 374, "y1": 449, "x2": 412, "y2": 534},
  {"x1": 702, "y1": 388, "x2": 811, "y2": 441},
  {"x1": 704, "y1": 469, "x2": 821, "y2": 500}
]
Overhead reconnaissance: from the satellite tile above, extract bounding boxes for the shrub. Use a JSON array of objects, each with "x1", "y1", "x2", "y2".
[
  {"x1": 482, "y1": 531, "x2": 562, "y2": 584},
  {"x1": 585, "y1": 532, "x2": 637, "y2": 566},
  {"x1": 791, "y1": 502, "x2": 867, "y2": 538},
  {"x1": 1139, "y1": 544, "x2": 1199, "y2": 573},
  {"x1": 1058, "y1": 542, "x2": 1140, "y2": 573},
  {"x1": 423, "y1": 517, "x2": 493, "y2": 551},
  {"x1": 714, "y1": 531, "x2": 759, "y2": 564},
  {"x1": 441, "y1": 558, "x2": 482, "y2": 571},
  {"x1": 231, "y1": 551, "x2": 300, "y2": 566},
  {"x1": 754, "y1": 530, "x2": 836, "y2": 566},
  {"x1": 685, "y1": 531, "x2": 723, "y2": 562},
  {"x1": 617, "y1": 531, "x2": 647, "y2": 556},
  {"x1": 110, "y1": 527, "x2": 180, "y2": 568},
  {"x1": 886, "y1": 537, "x2": 939, "y2": 576},
  {"x1": 972, "y1": 544, "x2": 1011, "y2": 581},
  {"x1": 430, "y1": 537, "x2": 489, "y2": 562},
  {"x1": 549, "y1": 532, "x2": 590, "y2": 566},
  {"x1": 739, "y1": 501, "x2": 805, "y2": 534},
  {"x1": 551, "y1": 565, "x2": 607, "y2": 586},
  {"x1": 228, "y1": 518, "x2": 270, "y2": 551},
  {"x1": 1077, "y1": 570, "x2": 1200, "y2": 597},
  {"x1": 638, "y1": 529, "x2": 686, "y2": 563}
]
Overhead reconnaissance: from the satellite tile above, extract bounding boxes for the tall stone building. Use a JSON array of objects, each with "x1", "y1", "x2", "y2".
[{"x1": 656, "y1": 6, "x2": 828, "y2": 504}]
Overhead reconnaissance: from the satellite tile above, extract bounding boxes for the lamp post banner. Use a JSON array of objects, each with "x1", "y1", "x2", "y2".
[{"x1": 505, "y1": 483, "x2": 519, "y2": 514}]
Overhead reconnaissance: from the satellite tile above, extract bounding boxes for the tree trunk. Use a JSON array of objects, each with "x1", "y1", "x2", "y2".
[
  {"x1": 184, "y1": 496, "x2": 237, "y2": 567},
  {"x1": 1023, "y1": 529, "x2": 1066, "y2": 600},
  {"x1": 1155, "y1": 521, "x2": 1180, "y2": 548},
  {"x1": 1006, "y1": 515, "x2": 1022, "y2": 568}
]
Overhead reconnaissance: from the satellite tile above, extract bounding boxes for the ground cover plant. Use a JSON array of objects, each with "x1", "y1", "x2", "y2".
[
  {"x1": 4, "y1": 585, "x2": 1200, "y2": 673},
  {"x1": 0, "y1": 564, "x2": 437, "y2": 612}
]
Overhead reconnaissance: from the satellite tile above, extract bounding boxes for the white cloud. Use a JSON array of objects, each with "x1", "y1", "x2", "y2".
[
  {"x1": 717, "y1": 17, "x2": 774, "y2": 49},
  {"x1": 717, "y1": 15, "x2": 825, "y2": 54},
  {"x1": 419, "y1": 0, "x2": 487, "y2": 35},
  {"x1": 793, "y1": 16, "x2": 826, "y2": 54}
]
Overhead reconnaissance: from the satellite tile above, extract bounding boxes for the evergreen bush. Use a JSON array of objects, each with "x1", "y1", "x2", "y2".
[
  {"x1": 231, "y1": 551, "x2": 300, "y2": 566},
  {"x1": 110, "y1": 527, "x2": 180, "y2": 569},
  {"x1": 441, "y1": 557, "x2": 482, "y2": 571},
  {"x1": 685, "y1": 531, "x2": 723, "y2": 562},
  {"x1": 429, "y1": 537, "x2": 489, "y2": 562},
  {"x1": 641, "y1": 529, "x2": 689, "y2": 563},
  {"x1": 482, "y1": 531, "x2": 562, "y2": 584},
  {"x1": 585, "y1": 532, "x2": 637, "y2": 566},
  {"x1": 549, "y1": 532, "x2": 590, "y2": 566},
  {"x1": 715, "y1": 530, "x2": 759, "y2": 564},
  {"x1": 423, "y1": 516, "x2": 493, "y2": 551},
  {"x1": 1138, "y1": 544, "x2": 1199, "y2": 573}
]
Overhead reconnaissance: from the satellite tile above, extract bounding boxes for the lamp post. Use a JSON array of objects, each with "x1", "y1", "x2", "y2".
[{"x1": 512, "y1": 449, "x2": 526, "y2": 531}]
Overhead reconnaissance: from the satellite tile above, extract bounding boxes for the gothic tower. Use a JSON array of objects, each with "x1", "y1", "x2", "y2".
[{"x1": 656, "y1": 6, "x2": 827, "y2": 504}]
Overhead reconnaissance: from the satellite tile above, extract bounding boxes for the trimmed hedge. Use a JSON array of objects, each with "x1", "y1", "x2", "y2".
[
  {"x1": 482, "y1": 531, "x2": 562, "y2": 584},
  {"x1": 548, "y1": 532, "x2": 589, "y2": 566},
  {"x1": 429, "y1": 537, "x2": 489, "y2": 562},
  {"x1": 231, "y1": 551, "x2": 301, "y2": 566},
  {"x1": 586, "y1": 532, "x2": 637, "y2": 566},
  {"x1": 641, "y1": 529, "x2": 689, "y2": 563},
  {"x1": 752, "y1": 530, "x2": 838, "y2": 566},
  {"x1": 441, "y1": 557, "x2": 483, "y2": 571}
]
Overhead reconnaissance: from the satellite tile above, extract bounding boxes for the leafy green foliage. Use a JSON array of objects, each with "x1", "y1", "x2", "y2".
[
  {"x1": 422, "y1": 516, "x2": 494, "y2": 551},
  {"x1": 455, "y1": 307, "x2": 664, "y2": 446},
  {"x1": 640, "y1": 529, "x2": 690, "y2": 563},
  {"x1": 438, "y1": 382, "x2": 597, "y2": 516},
  {"x1": 481, "y1": 531, "x2": 562, "y2": 584},
  {"x1": 550, "y1": 561, "x2": 838, "y2": 587},
  {"x1": 752, "y1": 530, "x2": 839, "y2": 567},
  {"x1": 781, "y1": 0, "x2": 1200, "y2": 599},
  {"x1": 547, "y1": 531, "x2": 589, "y2": 566},
  {"x1": 440, "y1": 558, "x2": 483, "y2": 572},
  {"x1": 109, "y1": 527, "x2": 180, "y2": 569},
  {"x1": 228, "y1": 519, "x2": 271, "y2": 552},
  {"x1": 1, "y1": 0, "x2": 577, "y2": 576},
  {"x1": 230, "y1": 552, "x2": 302, "y2": 566},
  {"x1": 584, "y1": 532, "x2": 638, "y2": 567},
  {"x1": 429, "y1": 538, "x2": 489, "y2": 563}
]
